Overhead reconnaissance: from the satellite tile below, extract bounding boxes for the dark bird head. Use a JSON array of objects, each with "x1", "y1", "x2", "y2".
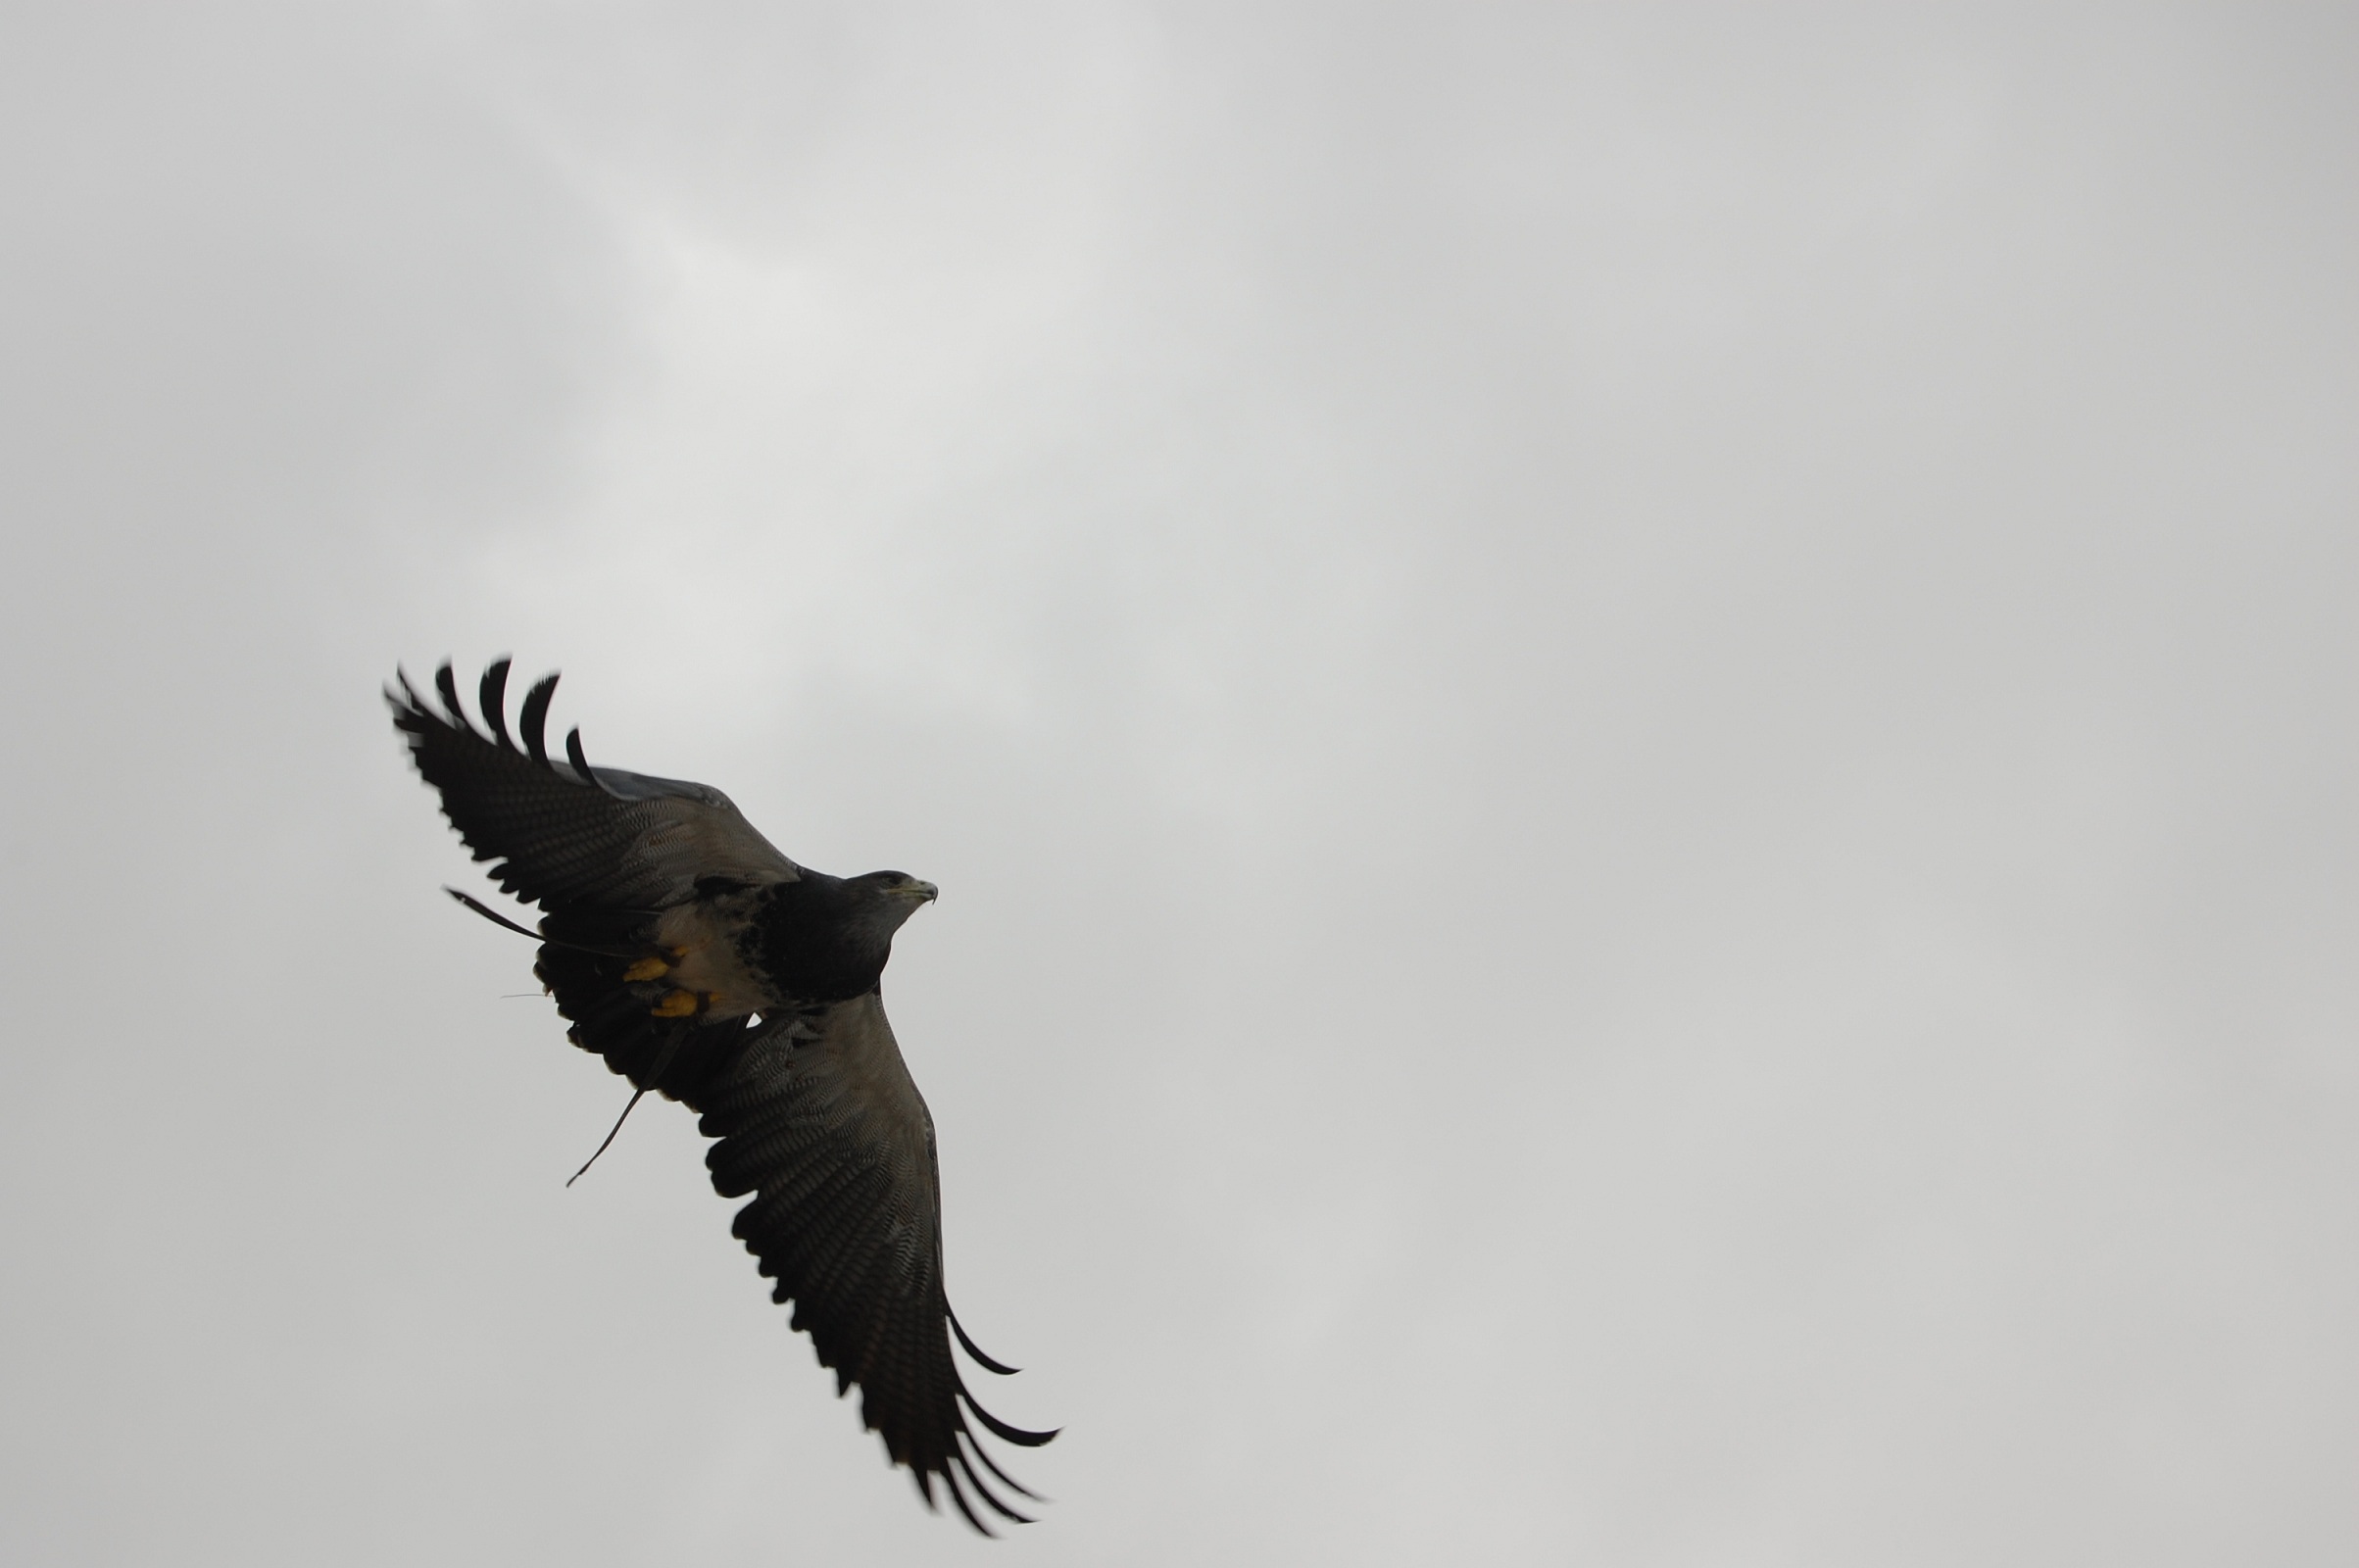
[
  {"x1": 752, "y1": 869, "x2": 938, "y2": 1002},
  {"x1": 849, "y1": 869, "x2": 939, "y2": 938}
]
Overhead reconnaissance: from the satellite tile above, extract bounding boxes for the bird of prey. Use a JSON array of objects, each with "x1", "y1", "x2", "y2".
[{"x1": 388, "y1": 658, "x2": 1052, "y2": 1533}]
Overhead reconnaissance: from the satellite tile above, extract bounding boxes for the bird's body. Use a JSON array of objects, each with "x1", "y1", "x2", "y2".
[{"x1": 388, "y1": 659, "x2": 1051, "y2": 1533}]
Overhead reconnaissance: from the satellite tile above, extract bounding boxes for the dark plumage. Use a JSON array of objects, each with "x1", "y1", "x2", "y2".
[{"x1": 387, "y1": 658, "x2": 1053, "y2": 1533}]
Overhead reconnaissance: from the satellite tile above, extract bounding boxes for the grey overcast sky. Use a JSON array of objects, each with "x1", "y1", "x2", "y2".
[{"x1": 3, "y1": 4, "x2": 2353, "y2": 1563}]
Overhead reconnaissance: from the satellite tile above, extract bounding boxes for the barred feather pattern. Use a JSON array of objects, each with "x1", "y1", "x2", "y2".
[{"x1": 697, "y1": 996, "x2": 1055, "y2": 1531}]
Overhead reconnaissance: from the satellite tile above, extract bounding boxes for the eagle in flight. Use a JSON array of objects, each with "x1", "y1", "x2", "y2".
[{"x1": 388, "y1": 659, "x2": 1053, "y2": 1533}]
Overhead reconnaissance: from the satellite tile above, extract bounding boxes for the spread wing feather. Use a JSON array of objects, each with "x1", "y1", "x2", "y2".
[
  {"x1": 387, "y1": 659, "x2": 801, "y2": 910},
  {"x1": 698, "y1": 994, "x2": 1055, "y2": 1531}
]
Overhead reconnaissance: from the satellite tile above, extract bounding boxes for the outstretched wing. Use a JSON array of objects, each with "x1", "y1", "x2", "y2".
[
  {"x1": 700, "y1": 993, "x2": 1056, "y2": 1533},
  {"x1": 388, "y1": 659, "x2": 801, "y2": 909}
]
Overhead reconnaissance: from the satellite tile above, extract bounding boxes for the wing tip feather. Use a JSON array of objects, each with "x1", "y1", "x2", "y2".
[
  {"x1": 957, "y1": 1374, "x2": 1059, "y2": 1448},
  {"x1": 956, "y1": 1437, "x2": 1039, "y2": 1523},
  {"x1": 432, "y1": 661, "x2": 475, "y2": 734},
  {"x1": 520, "y1": 670, "x2": 561, "y2": 767},
  {"x1": 479, "y1": 656, "x2": 515, "y2": 750},
  {"x1": 940, "y1": 1458, "x2": 999, "y2": 1538},
  {"x1": 950, "y1": 1304, "x2": 1023, "y2": 1376}
]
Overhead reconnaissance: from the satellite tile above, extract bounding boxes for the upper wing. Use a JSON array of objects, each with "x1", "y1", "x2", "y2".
[
  {"x1": 388, "y1": 659, "x2": 801, "y2": 910},
  {"x1": 699, "y1": 992, "x2": 1055, "y2": 1532}
]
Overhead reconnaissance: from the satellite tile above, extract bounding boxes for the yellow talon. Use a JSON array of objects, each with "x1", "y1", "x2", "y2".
[
  {"x1": 650, "y1": 990, "x2": 701, "y2": 1018},
  {"x1": 622, "y1": 956, "x2": 669, "y2": 982}
]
